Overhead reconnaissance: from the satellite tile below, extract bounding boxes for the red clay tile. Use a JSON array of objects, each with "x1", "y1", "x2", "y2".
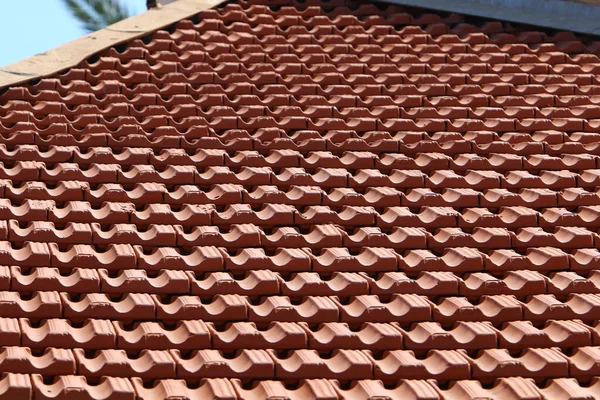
[
  {"x1": 262, "y1": 225, "x2": 343, "y2": 249},
  {"x1": 176, "y1": 223, "x2": 261, "y2": 249},
  {"x1": 155, "y1": 294, "x2": 248, "y2": 322},
  {"x1": 61, "y1": 293, "x2": 155, "y2": 321},
  {"x1": 434, "y1": 295, "x2": 523, "y2": 325},
  {"x1": 571, "y1": 248, "x2": 600, "y2": 272},
  {"x1": 347, "y1": 227, "x2": 428, "y2": 251},
  {"x1": 132, "y1": 377, "x2": 236, "y2": 400},
  {"x1": 50, "y1": 243, "x2": 136, "y2": 271},
  {"x1": 32, "y1": 375, "x2": 135, "y2": 400},
  {"x1": 502, "y1": 319, "x2": 591, "y2": 349},
  {"x1": 338, "y1": 294, "x2": 433, "y2": 324},
  {"x1": 270, "y1": 349, "x2": 373, "y2": 380},
  {"x1": 310, "y1": 247, "x2": 398, "y2": 273},
  {"x1": 548, "y1": 271, "x2": 598, "y2": 296},
  {"x1": 171, "y1": 349, "x2": 274, "y2": 380},
  {"x1": 9, "y1": 221, "x2": 92, "y2": 245},
  {"x1": 368, "y1": 272, "x2": 419, "y2": 296},
  {"x1": 334, "y1": 379, "x2": 440, "y2": 400},
  {"x1": 114, "y1": 320, "x2": 210, "y2": 351},
  {"x1": 371, "y1": 349, "x2": 471, "y2": 381},
  {"x1": 0, "y1": 291, "x2": 61, "y2": 318},
  {"x1": 0, "y1": 373, "x2": 31, "y2": 400},
  {"x1": 99, "y1": 269, "x2": 189, "y2": 294},
  {"x1": 280, "y1": 272, "x2": 369, "y2": 297},
  {"x1": 403, "y1": 247, "x2": 485, "y2": 273},
  {"x1": 402, "y1": 321, "x2": 497, "y2": 350},
  {"x1": 135, "y1": 246, "x2": 224, "y2": 272},
  {"x1": 210, "y1": 321, "x2": 307, "y2": 350},
  {"x1": 49, "y1": 201, "x2": 134, "y2": 224},
  {"x1": 415, "y1": 271, "x2": 461, "y2": 295},
  {"x1": 132, "y1": 203, "x2": 214, "y2": 227},
  {"x1": 304, "y1": 322, "x2": 402, "y2": 350},
  {"x1": 165, "y1": 183, "x2": 244, "y2": 206},
  {"x1": 0, "y1": 318, "x2": 20, "y2": 348},
  {"x1": 93, "y1": 223, "x2": 176, "y2": 247},
  {"x1": 75, "y1": 348, "x2": 176, "y2": 378},
  {"x1": 225, "y1": 248, "x2": 311, "y2": 272},
  {"x1": 249, "y1": 296, "x2": 338, "y2": 324},
  {"x1": 567, "y1": 346, "x2": 600, "y2": 379},
  {"x1": 435, "y1": 377, "x2": 542, "y2": 400},
  {"x1": 523, "y1": 294, "x2": 577, "y2": 322},
  {"x1": 189, "y1": 270, "x2": 279, "y2": 296},
  {"x1": 539, "y1": 378, "x2": 600, "y2": 400},
  {"x1": 11, "y1": 266, "x2": 98, "y2": 293},
  {"x1": 21, "y1": 318, "x2": 115, "y2": 349},
  {"x1": 469, "y1": 347, "x2": 569, "y2": 382},
  {"x1": 460, "y1": 272, "x2": 505, "y2": 298},
  {"x1": 0, "y1": 347, "x2": 75, "y2": 375}
]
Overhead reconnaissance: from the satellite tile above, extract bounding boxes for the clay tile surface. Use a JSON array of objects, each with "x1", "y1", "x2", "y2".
[{"x1": 4, "y1": 0, "x2": 600, "y2": 395}]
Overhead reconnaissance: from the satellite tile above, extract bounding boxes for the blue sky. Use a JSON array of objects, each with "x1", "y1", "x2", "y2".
[{"x1": 0, "y1": 0, "x2": 146, "y2": 67}]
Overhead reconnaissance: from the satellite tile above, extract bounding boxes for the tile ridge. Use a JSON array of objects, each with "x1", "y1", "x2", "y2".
[{"x1": 0, "y1": 0, "x2": 225, "y2": 89}]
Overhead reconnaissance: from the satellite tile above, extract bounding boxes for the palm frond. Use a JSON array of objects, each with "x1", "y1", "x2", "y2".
[
  {"x1": 89, "y1": 0, "x2": 130, "y2": 24},
  {"x1": 61, "y1": 0, "x2": 131, "y2": 33}
]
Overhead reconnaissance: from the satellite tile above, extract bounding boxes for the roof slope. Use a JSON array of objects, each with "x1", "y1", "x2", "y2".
[{"x1": 2, "y1": 0, "x2": 600, "y2": 398}]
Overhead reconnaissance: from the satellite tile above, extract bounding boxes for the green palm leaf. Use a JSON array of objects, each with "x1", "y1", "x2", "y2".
[{"x1": 62, "y1": 0, "x2": 132, "y2": 33}]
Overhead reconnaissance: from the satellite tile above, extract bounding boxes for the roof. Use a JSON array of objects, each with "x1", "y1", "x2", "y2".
[{"x1": 1, "y1": 0, "x2": 600, "y2": 398}]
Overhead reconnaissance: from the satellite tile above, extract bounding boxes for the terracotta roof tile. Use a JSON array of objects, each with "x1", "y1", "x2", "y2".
[{"x1": 3, "y1": 0, "x2": 600, "y2": 394}]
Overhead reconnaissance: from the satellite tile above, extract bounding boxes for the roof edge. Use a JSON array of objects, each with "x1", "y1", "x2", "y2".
[
  {"x1": 388, "y1": 0, "x2": 600, "y2": 36},
  {"x1": 0, "y1": 0, "x2": 224, "y2": 89}
]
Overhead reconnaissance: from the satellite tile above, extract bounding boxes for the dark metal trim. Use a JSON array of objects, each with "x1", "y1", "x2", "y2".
[{"x1": 386, "y1": 0, "x2": 600, "y2": 35}]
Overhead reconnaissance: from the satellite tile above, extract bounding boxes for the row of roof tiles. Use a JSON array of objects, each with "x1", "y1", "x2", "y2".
[
  {"x1": 12, "y1": 116, "x2": 600, "y2": 138},
  {"x1": 133, "y1": 18, "x2": 592, "y2": 41},
  {"x1": 6, "y1": 181, "x2": 600, "y2": 209},
  {"x1": 10, "y1": 131, "x2": 600, "y2": 154},
  {"x1": 196, "y1": 5, "x2": 464, "y2": 27},
  {"x1": 110, "y1": 30, "x2": 590, "y2": 48},
  {"x1": 4, "y1": 291, "x2": 600, "y2": 324},
  {"x1": 0, "y1": 318, "x2": 598, "y2": 351},
  {"x1": 6, "y1": 134, "x2": 600, "y2": 156},
  {"x1": 14, "y1": 73, "x2": 600, "y2": 90},
  {"x1": 95, "y1": 29, "x2": 600, "y2": 54},
  {"x1": 7, "y1": 116, "x2": 600, "y2": 135},
  {"x1": 9, "y1": 200, "x2": 600, "y2": 229},
  {"x1": 4, "y1": 266, "x2": 600, "y2": 297},
  {"x1": 5, "y1": 345, "x2": 600, "y2": 382},
  {"x1": 0, "y1": 374, "x2": 594, "y2": 400},
  {"x1": 13, "y1": 89, "x2": 600, "y2": 114},
  {"x1": 1, "y1": 238, "x2": 599, "y2": 272},
  {"x1": 120, "y1": 43, "x2": 597, "y2": 64},
  {"x1": 11, "y1": 106, "x2": 600, "y2": 131},
  {"x1": 191, "y1": 4, "x2": 467, "y2": 26},
  {"x1": 102, "y1": 39, "x2": 599, "y2": 63},
  {"x1": 25, "y1": 67, "x2": 600, "y2": 85},
  {"x1": 4, "y1": 147, "x2": 600, "y2": 172},
  {"x1": 68, "y1": 33, "x2": 600, "y2": 52},
  {"x1": 2, "y1": 164, "x2": 600, "y2": 189},
  {"x1": 0, "y1": 317, "x2": 595, "y2": 350},
  {"x1": 11, "y1": 93, "x2": 600, "y2": 111},
  {"x1": 26, "y1": 58, "x2": 600, "y2": 81},
  {"x1": 4, "y1": 220, "x2": 600, "y2": 250}
]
